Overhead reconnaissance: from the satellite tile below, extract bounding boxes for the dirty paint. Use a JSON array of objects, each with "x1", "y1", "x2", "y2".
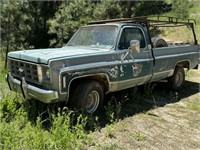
[
  {"x1": 120, "y1": 65, "x2": 125, "y2": 77},
  {"x1": 66, "y1": 65, "x2": 120, "y2": 81},
  {"x1": 108, "y1": 66, "x2": 119, "y2": 79},
  {"x1": 132, "y1": 63, "x2": 142, "y2": 76}
]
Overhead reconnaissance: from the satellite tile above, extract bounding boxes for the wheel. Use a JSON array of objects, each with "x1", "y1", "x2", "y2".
[
  {"x1": 168, "y1": 66, "x2": 185, "y2": 91},
  {"x1": 151, "y1": 37, "x2": 168, "y2": 48},
  {"x1": 69, "y1": 80, "x2": 104, "y2": 114}
]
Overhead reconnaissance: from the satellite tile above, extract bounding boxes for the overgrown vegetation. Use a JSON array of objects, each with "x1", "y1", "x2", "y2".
[
  {"x1": 1, "y1": 58, "x2": 194, "y2": 149},
  {"x1": 1, "y1": 61, "x2": 200, "y2": 149},
  {"x1": 0, "y1": 0, "x2": 199, "y2": 149}
]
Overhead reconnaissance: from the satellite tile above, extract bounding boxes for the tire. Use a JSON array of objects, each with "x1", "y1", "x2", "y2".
[
  {"x1": 168, "y1": 66, "x2": 185, "y2": 91},
  {"x1": 151, "y1": 37, "x2": 168, "y2": 48},
  {"x1": 70, "y1": 80, "x2": 104, "y2": 114}
]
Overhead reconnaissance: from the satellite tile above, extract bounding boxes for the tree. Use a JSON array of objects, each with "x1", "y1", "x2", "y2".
[
  {"x1": 93, "y1": 0, "x2": 123, "y2": 19},
  {"x1": 48, "y1": 0, "x2": 124, "y2": 47},
  {"x1": 24, "y1": 1, "x2": 58, "y2": 49},
  {"x1": 48, "y1": 0, "x2": 94, "y2": 47},
  {"x1": 168, "y1": 0, "x2": 195, "y2": 18},
  {"x1": 0, "y1": 0, "x2": 29, "y2": 68},
  {"x1": 134, "y1": 1, "x2": 171, "y2": 16}
]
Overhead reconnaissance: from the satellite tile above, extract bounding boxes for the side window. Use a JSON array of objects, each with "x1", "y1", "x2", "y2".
[{"x1": 118, "y1": 28, "x2": 146, "y2": 50}]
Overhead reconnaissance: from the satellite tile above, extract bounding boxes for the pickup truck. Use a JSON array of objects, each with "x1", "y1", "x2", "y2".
[{"x1": 7, "y1": 16, "x2": 199, "y2": 114}]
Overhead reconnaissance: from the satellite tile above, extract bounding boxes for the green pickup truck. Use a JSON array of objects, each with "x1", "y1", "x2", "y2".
[{"x1": 7, "y1": 16, "x2": 199, "y2": 114}]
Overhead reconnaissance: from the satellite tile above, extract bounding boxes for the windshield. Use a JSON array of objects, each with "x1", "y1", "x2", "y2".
[{"x1": 66, "y1": 25, "x2": 118, "y2": 49}]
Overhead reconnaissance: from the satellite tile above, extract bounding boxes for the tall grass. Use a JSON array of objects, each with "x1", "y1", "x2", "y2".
[
  {"x1": 0, "y1": 56, "x2": 123, "y2": 149},
  {"x1": 0, "y1": 58, "x2": 93, "y2": 149},
  {"x1": 0, "y1": 94, "x2": 93, "y2": 149}
]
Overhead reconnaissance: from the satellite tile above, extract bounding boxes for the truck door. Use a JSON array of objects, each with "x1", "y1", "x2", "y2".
[{"x1": 117, "y1": 26, "x2": 154, "y2": 90}]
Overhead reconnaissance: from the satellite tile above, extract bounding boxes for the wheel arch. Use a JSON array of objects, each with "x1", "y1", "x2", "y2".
[
  {"x1": 68, "y1": 74, "x2": 110, "y2": 99},
  {"x1": 175, "y1": 60, "x2": 191, "y2": 70}
]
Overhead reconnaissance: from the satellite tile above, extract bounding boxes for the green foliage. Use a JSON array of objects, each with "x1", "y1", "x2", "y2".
[
  {"x1": 0, "y1": 0, "x2": 26, "y2": 51},
  {"x1": 131, "y1": 131, "x2": 146, "y2": 141},
  {"x1": 0, "y1": 95, "x2": 22, "y2": 122},
  {"x1": 135, "y1": 1, "x2": 171, "y2": 16},
  {"x1": 48, "y1": 0, "x2": 94, "y2": 47},
  {"x1": 0, "y1": 100, "x2": 91, "y2": 149},
  {"x1": 93, "y1": 0, "x2": 123, "y2": 20},
  {"x1": 1, "y1": 0, "x2": 197, "y2": 50},
  {"x1": 105, "y1": 101, "x2": 116, "y2": 124},
  {"x1": 24, "y1": 1, "x2": 58, "y2": 49},
  {"x1": 50, "y1": 110, "x2": 89, "y2": 149},
  {"x1": 0, "y1": 0, "x2": 58, "y2": 53},
  {"x1": 169, "y1": 0, "x2": 195, "y2": 18},
  {"x1": 48, "y1": 0, "x2": 123, "y2": 47},
  {"x1": 0, "y1": 60, "x2": 96, "y2": 149}
]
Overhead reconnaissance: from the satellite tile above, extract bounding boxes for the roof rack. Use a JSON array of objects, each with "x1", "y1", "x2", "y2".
[{"x1": 88, "y1": 16, "x2": 196, "y2": 27}]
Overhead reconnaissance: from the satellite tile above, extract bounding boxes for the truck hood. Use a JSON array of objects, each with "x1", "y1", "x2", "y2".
[{"x1": 8, "y1": 46, "x2": 110, "y2": 64}]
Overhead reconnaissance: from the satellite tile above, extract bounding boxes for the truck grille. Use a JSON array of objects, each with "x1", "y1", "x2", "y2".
[{"x1": 10, "y1": 59, "x2": 39, "y2": 84}]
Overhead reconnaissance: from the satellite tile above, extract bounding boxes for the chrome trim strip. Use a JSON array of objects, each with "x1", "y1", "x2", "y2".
[
  {"x1": 118, "y1": 75, "x2": 151, "y2": 84},
  {"x1": 60, "y1": 58, "x2": 153, "y2": 73},
  {"x1": 8, "y1": 57, "x2": 42, "y2": 65},
  {"x1": 155, "y1": 52, "x2": 199, "y2": 59},
  {"x1": 150, "y1": 69, "x2": 174, "y2": 82},
  {"x1": 153, "y1": 69, "x2": 174, "y2": 76},
  {"x1": 110, "y1": 75, "x2": 152, "y2": 92},
  {"x1": 63, "y1": 76, "x2": 66, "y2": 89}
]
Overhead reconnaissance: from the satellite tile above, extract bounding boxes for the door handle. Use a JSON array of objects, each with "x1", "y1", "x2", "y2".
[{"x1": 143, "y1": 50, "x2": 150, "y2": 53}]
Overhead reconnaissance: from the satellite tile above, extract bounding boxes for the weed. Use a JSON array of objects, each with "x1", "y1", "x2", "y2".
[
  {"x1": 0, "y1": 95, "x2": 22, "y2": 122},
  {"x1": 101, "y1": 143, "x2": 121, "y2": 150},
  {"x1": 151, "y1": 96, "x2": 157, "y2": 107},
  {"x1": 169, "y1": 91, "x2": 179, "y2": 102},
  {"x1": 105, "y1": 100, "x2": 116, "y2": 124},
  {"x1": 105, "y1": 124, "x2": 115, "y2": 138},
  {"x1": 131, "y1": 131, "x2": 146, "y2": 141}
]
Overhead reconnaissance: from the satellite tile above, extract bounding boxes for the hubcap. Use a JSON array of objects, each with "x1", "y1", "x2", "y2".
[
  {"x1": 175, "y1": 71, "x2": 183, "y2": 87},
  {"x1": 85, "y1": 91, "x2": 100, "y2": 113}
]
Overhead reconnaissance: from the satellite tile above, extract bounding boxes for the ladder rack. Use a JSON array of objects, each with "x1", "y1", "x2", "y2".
[
  {"x1": 88, "y1": 16, "x2": 196, "y2": 27},
  {"x1": 88, "y1": 16, "x2": 198, "y2": 45}
]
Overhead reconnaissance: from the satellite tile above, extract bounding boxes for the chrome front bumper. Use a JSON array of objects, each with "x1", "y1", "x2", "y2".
[{"x1": 7, "y1": 73, "x2": 58, "y2": 103}]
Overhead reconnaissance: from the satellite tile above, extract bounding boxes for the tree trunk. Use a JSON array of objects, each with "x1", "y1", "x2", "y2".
[{"x1": 5, "y1": 12, "x2": 11, "y2": 69}]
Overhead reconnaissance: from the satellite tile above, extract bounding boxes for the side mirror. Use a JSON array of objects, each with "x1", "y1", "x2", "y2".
[{"x1": 130, "y1": 40, "x2": 140, "y2": 54}]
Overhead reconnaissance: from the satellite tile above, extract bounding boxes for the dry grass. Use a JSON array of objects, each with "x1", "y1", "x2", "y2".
[{"x1": 88, "y1": 69, "x2": 200, "y2": 150}]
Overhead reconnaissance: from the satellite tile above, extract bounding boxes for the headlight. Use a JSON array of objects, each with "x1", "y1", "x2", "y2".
[{"x1": 37, "y1": 65, "x2": 51, "y2": 83}]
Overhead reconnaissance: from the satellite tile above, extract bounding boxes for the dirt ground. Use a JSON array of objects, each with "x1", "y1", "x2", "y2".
[{"x1": 88, "y1": 69, "x2": 200, "y2": 150}]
